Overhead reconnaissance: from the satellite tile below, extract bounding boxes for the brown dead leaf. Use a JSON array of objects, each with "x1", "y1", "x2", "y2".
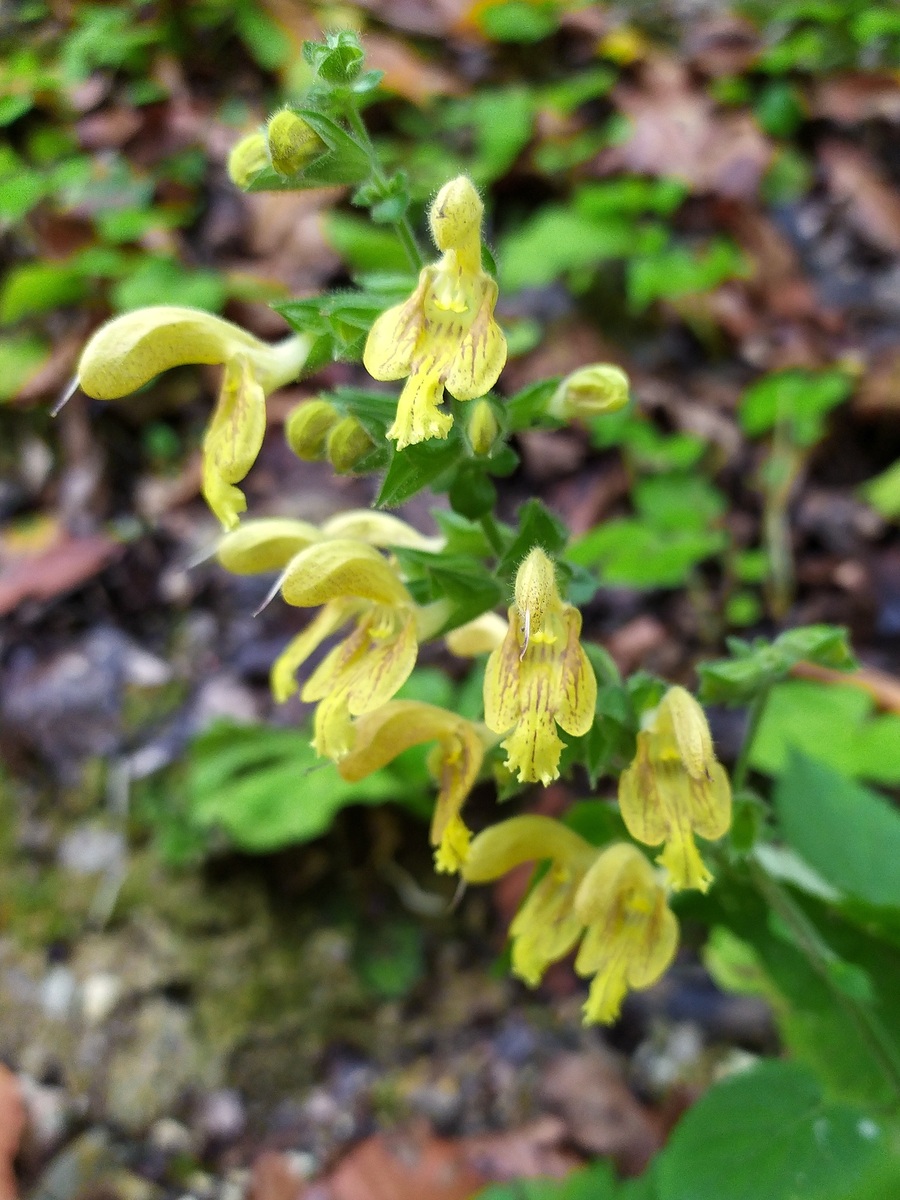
[
  {"x1": 342, "y1": 0, "x2": 471, "y2": 38},
  {"x1": 327, "y1": 1126, "x2": 487, "y2": 1200},
  {"x1": 603, "y1": 58, "x2": 773, "y2": 199},
  {"x1": 366, "y1": 34, "x2": 463, "y2": 103},
  {"x1": 0, "y1": 529, "x2": 123, "y2": 616},
  {"x1": 605, "y1": 616, "x2": 670, "y2": 676},
  {"x1": 250, "y1": 1151, "x2": 306, "y2": 1200},
  {"x1": 0, "y1": 1065, "x2": 25, "y2": 1200},
  {"x1": 539, "y1": 1051, "x2": 663, "y2": 1176},
  {"x1": 76, "y1": 105, "x2": 143, "y2": 149},
  {"x1": 460, "y1": 1116, "x2": 580, "y2": 1181},
  {"x1": 13, "y1": 330, "x2": 86, "y2": 405},
  {"x1": 819, "y1": 139, "x2": 900, "y2": 255},
  {"x1": 811, "y1": 74, "x2": 900, "y2": 125},
  {"x1": 683, "y1": 15, "x2": 761, "y2": 77},
  {"x1": 853, "y1": 349, "x2": 900, "y2": 416}
]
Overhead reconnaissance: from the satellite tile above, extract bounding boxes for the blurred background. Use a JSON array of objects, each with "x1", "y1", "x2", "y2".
[{"x1": 1, "y1": 0, "x2": 900, "y2": 1196}]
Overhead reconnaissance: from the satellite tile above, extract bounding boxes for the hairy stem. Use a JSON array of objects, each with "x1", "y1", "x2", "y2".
[{"x1": 345, "y1": 107, "x2": 425, "y2": 272}]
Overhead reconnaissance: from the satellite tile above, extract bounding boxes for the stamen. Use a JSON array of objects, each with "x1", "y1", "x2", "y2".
[{"x1": 520, "y1": 606, "x2": 531, "y2": 660}]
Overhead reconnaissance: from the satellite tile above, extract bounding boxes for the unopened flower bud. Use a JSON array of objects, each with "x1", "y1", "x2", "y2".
[
  {"x1": 266, "y1": 109, "x2": 323, "y2": 176},
  {"x1": 227, "y1": 131, "x2": 268, "y2": 190},
  {"x1": 548, "y1": 363, "x2": 630, "y2": 421},
  {"x1": 468, "y1": 399, "x2": 500, "y2": 455},
  {"x1": 428, "y1": 176, "x2": 483, "y2": 253},
  {"x1": 327, "y1": 416, "x2": 374, "y2": 473},
  {"x1": 285, "y1": 400, "x2": 339, "y2": 461},
  {"x1": 514, "y1": 547, "x2": 557, "y2": 641}
]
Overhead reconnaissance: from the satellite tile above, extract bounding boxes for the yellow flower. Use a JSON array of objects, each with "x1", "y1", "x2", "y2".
[
  {"x1": 76, "y1": 306, "x2": 310, "y2": 530},
  {"x1": 574, "y1": 842, "x2": 678, "y2": 1024},
  {"x1": 272, "y1": 539, "x2": 424, "y2": 760},
  {"x1": 463, "y1": 815, "x2": 598, "y2": 985},
  {"x1": 445, "y1": 610, "x2": 508, "y2": 657},
  {"x1": 363, "y1": 176, "x2": 507, "y2": 450},
  {"x1": 338, "y1": 700, "x2": 487, "y2": 873},
  {"x1": 483, "y1": 548, "x2": 596, "y2": 784},
  {"x1": 463, "y1": 817, "x2": 678, "y2": 1024},
  {"x1": 618, "y1": 686, "x2": 732, "y2": 892}
]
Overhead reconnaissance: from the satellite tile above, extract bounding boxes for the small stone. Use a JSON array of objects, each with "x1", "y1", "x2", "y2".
[{"x1": 195, "y1": 1089, "x2": 245, "y2": 1143}]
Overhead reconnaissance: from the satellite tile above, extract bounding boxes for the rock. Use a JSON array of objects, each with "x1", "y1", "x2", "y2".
[{"x1": 104, "y1": 997, "x2": 210, "y2": 1132}]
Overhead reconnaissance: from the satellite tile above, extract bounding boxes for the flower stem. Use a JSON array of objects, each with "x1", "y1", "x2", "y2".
[
  {"x1": 344, "y1": 107, "x2": 425, "y2": 272},
  {"x1": 732, "y1": 688, "x2": 770, "y2": 793},
  {"x1": 748, "y1": 857, "x2": 900, "y2": 1104}
]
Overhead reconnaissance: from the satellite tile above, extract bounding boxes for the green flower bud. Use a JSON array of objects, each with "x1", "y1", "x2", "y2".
[
  {"x1": 548, "y1": 364, "x2": 630, "y2": 421},
  {"x1": 468, "y1": 399, "x2": 500, "y2": 456},
  {"x1": 227, "y1": 131, "x2": 268, "y2": 190},
  {"x1": 285, "y1": 400, "x2": 339, "y2": 460},
  {"x1": 327, "y1": 416, "x2": 374, "y2": 473},
  {"x1": 266, "y1": 109, "x2": 324, "y2": 176}
]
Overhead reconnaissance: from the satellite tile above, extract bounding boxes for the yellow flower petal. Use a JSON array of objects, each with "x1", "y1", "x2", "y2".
[
  {"x1": 202, "y1": 355, "x2": 267, "y2": 530},
  {"x1": 510, "y1": 868, "x2": 584, "y2": 986},
  {"x1": 302, "y1": 609, "x2": 418, "y2": 759},
  {"x1": 363, "y1": 278, "x2": 428, "y2": 382},
  {"x1": 270, "y1": 603, "x2": 354, "y2": 703},
  {"x1": 386, "y1": 366, "x2": 452, "y2": 450},
  {"x1": 443, "y1": 280, "x2": 506, "y2": 401},
  {"x1": 462, "y1": 814, "x2": 595, "y2": 884},
  {"x1": 217, "y1": 517, "x2": 321, "y2": 574},
  {"x1": 483, "y1": 608, "x2": 523, "y2": 733},
  {"x1": 556, "y1": 608, "x2": 597, "y2": 736},
  {"x1": 281, "y1": 540, "x2": 412, "y2": 609}
]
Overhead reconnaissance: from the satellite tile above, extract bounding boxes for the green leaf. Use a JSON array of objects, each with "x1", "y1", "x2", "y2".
[
  {"x1": 479, "y1": 0, "x2": 559, "y2": 43},
  {"x1": 697, "y1": 625, "x2": 855, "y2": 706},
  {"x1": 751, "y1": 681, "x2": 900, "y2": 784},
  {"x1": 0, "y1": 261, "x2": 88, "y2": 322},
  {"x1": 633, "y1": 473, "x2": 727, "y2": 533},
  {"x1": 112, "y1": 257, "x2": 226, "y2": 313},
  {"x1": 354, "y1": 918, "x2": 424, "y2": 999},
  {"x1": 627, "y1": 238, "x2": 749, "y2": 310},
  {"x1": 775, "y1": 753, "x2": 900, "y2": 908},
  {"x1": 657, "y1": 1061, "x2": 882, "y2": 1200},
  {"x1": 497, "y1": 498, "x2": 568, "y2": 578},
  {"x1": 187, "y1": 721, "x2": 420, "y2": 852},
  {"x1": 0, "y1": 333, "x2": 48, "y2": 400},
  {"x1": 394, "y1": 547, "x2": 503, "y2": 631},
  {"x1": 303, "y1": 30, "x2": 365, "y2": 84},
  {"x1": 325, "y1": 212, "x2": 410, "y2": 273},
  {"x1": 498, "y1": 207, "x2": 664, "y2": 291},
  {"x1": 739, "y1": 369, "x2": 853, "y2": 447},
  {"x1": 569, "y1": 519, "x2": 725, "y2": 588},
  {"x1": 376, "y1": 436, "x2": 463, "y2": 508},
  {"x1": 863, "y1": 458, "x2": 900, "y2": 520},
  {"x1": 504, "y1": 379, "x2": 558, "y2": 431}
]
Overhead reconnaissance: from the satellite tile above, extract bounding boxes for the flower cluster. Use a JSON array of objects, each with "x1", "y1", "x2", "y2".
[{"x1": 73, "y1": 147, "x2": 734, "y2": 1024}]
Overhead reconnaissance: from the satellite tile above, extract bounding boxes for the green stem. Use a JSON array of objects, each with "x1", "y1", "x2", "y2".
[
  {"x1": 748, "y1": 858, "x2": 900, "y2": 1104},
  {"x1": 732, "y1": 687, "x2": 770, "y2": 793},
  {"x1": 344, "y1": 107, "x2": 425, "y2": 272}
]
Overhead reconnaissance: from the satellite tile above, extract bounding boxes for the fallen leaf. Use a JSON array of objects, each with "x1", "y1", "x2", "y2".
[
  {"x1": 327, "y1": 1126, "x2": 487, "y2": 1200},
  {"x1": 0, "y1": 530, "x2": 123, "y2": 616},
  {"x1": 0, "y1": 1066, "x2": 25, "y2": 1200},
  {"x1": 811, "y1": 74, "x2": 900, "y2": 125},
  {"x1": 460, "y1": 1116, "x2": 580, "y2": 1180},
  {"x1": 683, "y1": 14, "x2": 761, "y2": 77},
  {"x1": 250, "y1": 1151, "x2": 306, "y2": 1200},
  {"x1": 602, "y1": 57, "x2": 773, "y2": 199},
  {"x1": 539, "y1": 1051, "x2": 663, "y2": 1176},
  {"x1": 852, "y1": 349, "x2": 900, "y2": 416},
  {"x1": 818, "y1": 139, "x2": 900, "y2": 255},
  {"x1": 366, "y1": 34, "x2": 464, "y2": 103}
]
